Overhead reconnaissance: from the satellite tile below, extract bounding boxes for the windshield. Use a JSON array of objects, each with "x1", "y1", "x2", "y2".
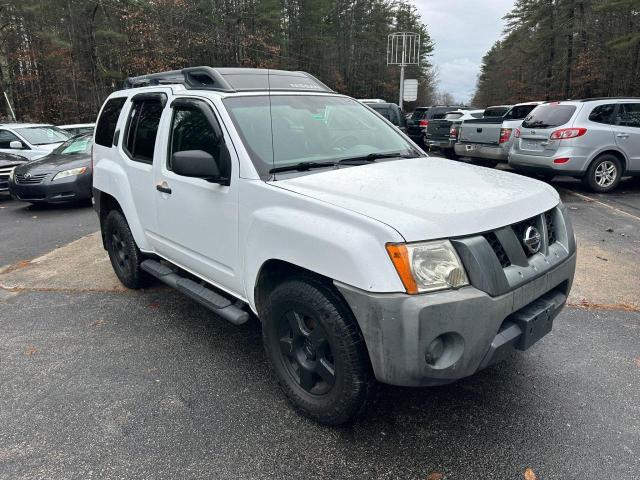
[
  {"x1": 411, "y1": 108, "x2": 429, "y2": 120},
  {"x1": 16, "y1": 126, "x2": 70, "y2": 145},
  {"x1": 522, "y1": 104, "x2": 577, "y2": 129},
  {"x1": 53, "y1": 135, "x2": 93, "y2": 155},
  {"x1": 223, "y1": 95, "x2": 421, "y2": 178},
  {"x1": 484, "y1": 107, "x2": 509, "y2": 117}
]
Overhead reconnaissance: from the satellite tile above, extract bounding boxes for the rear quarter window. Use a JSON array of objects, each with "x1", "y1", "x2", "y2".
[
  {"x1": 504, "y1": 105, "x2": 537, "y2": 121},
  {"x1": 95, "y1": 97, "x2": 126, "y2": 147},
  {"x1": 588, "y1": 104, "x2": 616, "y2": 124},
  {"x1": 522, "y1": 104, "x2": 577, "y2": 129}
]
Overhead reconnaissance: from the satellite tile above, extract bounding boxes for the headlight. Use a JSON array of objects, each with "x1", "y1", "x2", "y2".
[
  {"x1": 52, "y1": 167, "x2": 87, "y2": 181},
  {"x1": 386, "y1": 240, "x2": 469, "y2": 294}
]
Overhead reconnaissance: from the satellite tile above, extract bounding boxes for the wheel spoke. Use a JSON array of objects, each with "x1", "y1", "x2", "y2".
[
  {"x1": 307, "y1": 326, "x2": 327, "y2": 350},
  {"x1": 279, "y1": 336, "x2": 294, "y2": 357},
  {"x1": 299, "y1": 367, "x2": 315, "y2": 391},
  {"x1": 285, "y1": 311, "x2": 306, "y2": 338},
  {"x1": 315, "y1": 358, "x2": 335, "y2": 386}
]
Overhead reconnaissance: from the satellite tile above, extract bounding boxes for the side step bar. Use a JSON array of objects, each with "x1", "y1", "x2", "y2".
[{"x1": 141, "y1": 259, "x2": 249, "y2": 325}]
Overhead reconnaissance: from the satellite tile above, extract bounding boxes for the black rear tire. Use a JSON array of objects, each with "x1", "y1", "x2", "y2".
[
  {"x1": 474, "y1": 159, "x2": 499, "y2": 168},
  {"x1": 262, "y1": 275, "x2": 375, "y2": 425},
  {"x1": 583, "y1": 154, "x2": 622, "y2": 193},
  {"x1": 444, "y1": 149, "x2": 459, "y2": 160},
  {"x1": 104, "y1": 210, "x2": 151, "y2": 289}
]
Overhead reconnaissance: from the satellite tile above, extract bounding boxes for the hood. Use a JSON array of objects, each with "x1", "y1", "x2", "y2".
[
  {"x1": 37, "y1": 142, "x2": 64, "y2": 152},
  {"x1": 0, "y1": 153, "x2": 28, "y2": 168},
  {"x1": 273, "y1": 157, "x2": 559, "y2": 241},
  {"x1": 20, "y1": 153, "x2": 91, "y2": 173}
]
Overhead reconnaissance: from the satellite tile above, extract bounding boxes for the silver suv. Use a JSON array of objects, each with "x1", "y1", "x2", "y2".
[{"x1": 509, "y1": 98, "x2": 640, "y2": 192}]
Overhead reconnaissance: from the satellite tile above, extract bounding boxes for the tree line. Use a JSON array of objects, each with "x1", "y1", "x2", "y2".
[
  {"x1": 0, "y1": 0, "x2": 435, "y2": 124},
  {"x1": 472, "y1": 0, "x2": 640, "y2": 107}
]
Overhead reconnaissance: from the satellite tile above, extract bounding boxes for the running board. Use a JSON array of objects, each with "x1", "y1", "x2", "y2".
[{"x1": 141, "y1": 259, "x2": 249, "y2": 325}]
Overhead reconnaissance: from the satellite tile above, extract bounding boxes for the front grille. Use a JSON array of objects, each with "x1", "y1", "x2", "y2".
[
  {"x1": 15, "y1": 172, "x2": 48, "y2": 184},
  {"x1": 482, "y1": 208, "x2": 558, "y2": 267},
  {"x1": 484, "y1": 232, "x2": 511, "y2": 267},
  {"x1": 0, "y1": 166, "x2": 16, "y2": 179},
  {"x1": 545, "y1": 211, "x2": 557, "y2": 245}
]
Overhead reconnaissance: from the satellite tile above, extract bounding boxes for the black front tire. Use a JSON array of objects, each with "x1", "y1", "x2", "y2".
[
  {"x1": 262, "y1": 276, "x2": 375, "y2": 425},
  {"x1": 104, "y1": 210, "x2": 150, "y2": 289},
  {"x1": 583, "y1": 154, "x2": 622, "y2": 193}
]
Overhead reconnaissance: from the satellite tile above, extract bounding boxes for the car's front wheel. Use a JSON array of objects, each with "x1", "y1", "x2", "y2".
[
  {"x1": 104, "y1": 210, "x2": 150, "y2": 289},
  {"x1": 262, "y1": 276, "x2": 375, "y2": 425},
  {"x1": 584, "y1": 154, "x2": 622, "y2": 193}
]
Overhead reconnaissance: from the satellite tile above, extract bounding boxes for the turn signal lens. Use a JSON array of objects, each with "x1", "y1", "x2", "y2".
[
  {"x1": 419, "y1": 120, "x2": 429, "y2": 127},
  {"x1": 499, "y1": 128, "x2": 512, "y2": 144},
  {"x1": 386, "y1": 244, "x2": 418, "y2": 294},
  {"x1": 554, "y1": 157, "x2": 570, "y2": 164},
  {"x1": 514, "y1": 128, "x2": 521, "y2": 138}
]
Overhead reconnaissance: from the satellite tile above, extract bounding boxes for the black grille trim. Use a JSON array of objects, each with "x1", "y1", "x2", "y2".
[
  {"x1": 15, "y1": 172, "x2": 48, "y2": 185},
  {"x1": 484, "y1": 232, "x2": 511, "y2": 268},
  {"x1": 544, "y1": 210, "x2": 557, "y2": 245}
]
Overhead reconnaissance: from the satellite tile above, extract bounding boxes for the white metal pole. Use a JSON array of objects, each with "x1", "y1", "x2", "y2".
[
  {"x1": 3, "y1": 91, "x2": 16, "y2": 121},
  {"x1": 399, "y1": 65, "x2": 405, "y2": 110}
]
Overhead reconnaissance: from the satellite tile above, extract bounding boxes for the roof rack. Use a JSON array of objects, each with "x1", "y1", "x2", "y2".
[
  {"x1": 578, "y1": 97, "x2": 640, "y2": 102},
  {"x1": 124, "y1": 66, "x2": 335, "y2": 93}
]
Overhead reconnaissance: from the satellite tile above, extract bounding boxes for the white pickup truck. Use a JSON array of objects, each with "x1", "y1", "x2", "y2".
[
  {"x1": 92, "y1": 67, "x2": 576, "y2": 425},
  {"x1": 455, "y1": 102, "x2": 542, "y2": 167}
]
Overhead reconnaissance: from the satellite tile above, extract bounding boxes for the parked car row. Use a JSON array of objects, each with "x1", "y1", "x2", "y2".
[
  {"x1": 424, "y1": 98, "x2": 640, "y2": 192},
  {"x1": 0, "y1": 122, "x2": 95, "y2": 204}
]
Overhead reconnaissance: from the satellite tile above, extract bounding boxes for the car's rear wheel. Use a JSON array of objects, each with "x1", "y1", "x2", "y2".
[
  {"x1": 474, "y1": 159, "x2": 499, "y2": 168},
  {"x1": 262, "y1": 276, "x2": 375, "y2": 425},
  {"x1": 583, "y1": 154, "x2": 622, "y2": 193},
  {"x1": 104, "y1": 210, "x2": 150, "y2": 289}
]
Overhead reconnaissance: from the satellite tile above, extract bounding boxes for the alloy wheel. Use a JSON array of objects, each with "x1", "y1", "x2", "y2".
[
  {"x1": 278, "y1": 310, "x2": 336, "y2": 395},
  {"x1": 594, "y1": 160, "x2": 617, "y2": 188}
]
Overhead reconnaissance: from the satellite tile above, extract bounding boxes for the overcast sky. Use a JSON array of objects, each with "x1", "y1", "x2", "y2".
[{"x1": 413, "y1": 0, "x2": 516, "y2": 103}]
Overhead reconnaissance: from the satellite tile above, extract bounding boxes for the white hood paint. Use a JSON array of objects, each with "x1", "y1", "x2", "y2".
[{"x1": 273, "y1": 157, "x2": 560, "y2": 241}]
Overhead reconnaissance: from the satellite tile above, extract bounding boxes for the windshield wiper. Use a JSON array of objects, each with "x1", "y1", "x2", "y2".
[
  {"x1": 269, "y1": 161, "x2": 336, "y2": 174},
  {"x1": 337, "y1": 152, "x2": 411, "y2": 165}
]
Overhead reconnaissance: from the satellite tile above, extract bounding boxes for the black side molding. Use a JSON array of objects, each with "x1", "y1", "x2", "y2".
[{"x1": 141, "y1": 259, "x2": 249, "y2": 325}]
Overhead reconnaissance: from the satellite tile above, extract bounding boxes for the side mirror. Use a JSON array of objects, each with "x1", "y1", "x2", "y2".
[
  {"x1": 172, "y1": 150, "x2": 225, "y2": 184},
  {"x1": 9, "y1": 140, "x2": 23, "y2": 149}
]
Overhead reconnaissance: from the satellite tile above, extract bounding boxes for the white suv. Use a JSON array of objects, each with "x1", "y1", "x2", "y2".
[{"x1": 93, "y1": 67, "x2": 577, "y2": 424}]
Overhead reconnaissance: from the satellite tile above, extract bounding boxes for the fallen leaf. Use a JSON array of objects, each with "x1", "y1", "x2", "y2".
[
  {"x1": 25, "y1": 345, "x2": 38, "y2": 356},
  {"x1": 634, "y1": 357, "x2": 640, "y2": 368},
  {"x1": 524, "y1": 468, "x2": 538, "y2": 480},
  {"x1": 91, "y1": 318, "x2": 105, "y2": 327},
  {"x1": 148, "y1": 302, "x2": 160, "y2": 309},
  {"x1": 427, "y1": 473, "x2": 444, "y2": 480}
]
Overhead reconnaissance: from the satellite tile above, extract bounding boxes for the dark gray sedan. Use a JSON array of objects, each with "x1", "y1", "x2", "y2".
[{"x1": 9, "y1": 134, "x2": 93, "y2": 204}]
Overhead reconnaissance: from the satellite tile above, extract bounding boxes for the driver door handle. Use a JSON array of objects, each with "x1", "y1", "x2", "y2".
[
  {"x1": 616, "y1": 133, "x2": 629, "y2": 138},
  {"x1": 156, "y1": 182, "x2": 172, "y2": 194}
]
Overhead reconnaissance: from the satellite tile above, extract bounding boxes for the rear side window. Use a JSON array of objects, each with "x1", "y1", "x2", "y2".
[
  {"x1": 504, "y1": 104, "x2": 537, "y2": 121},
  {"x1": 124, "y1": 99, "x2": 164, "y2": 163},
  {"x1": 95, "y1": 98, "x2": 126, "y2": 147},
  {"x1": 522, "y1": 104, "x2": 577, "y2": 129},
  {"x1": 589, "y1": 104, "x2": 616, "y2": 124},
  {"x1": 444, "y1": 113, "x2": 463, "y2": 120},
  {"x1": 615, "y1": 103, "x2": 640, "y2": 128}
]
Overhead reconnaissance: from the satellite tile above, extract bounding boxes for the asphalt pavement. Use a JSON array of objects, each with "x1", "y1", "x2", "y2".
[
  {"x1": 0, "y1": 175, "x2": 639, "y2": 479},
  {"x1": 0, "y1": 195, "x2": 98, "y2": 267}
]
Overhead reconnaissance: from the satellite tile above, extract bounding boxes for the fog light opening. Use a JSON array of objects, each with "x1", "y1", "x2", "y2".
[
  {"x1": 424, "y1": 332, "x2": 464, "y2": 370},
  {"x1": 553, "y1": 157, "x2": 570, "y2": 164}
]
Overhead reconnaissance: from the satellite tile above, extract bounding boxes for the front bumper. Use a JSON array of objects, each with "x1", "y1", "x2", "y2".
[
  {"x1": 336, "y1": 253, "x2": 575, "y2": 387},
  {"x1": 9, "y1": 172, "x2": 92, "y2": 203},
  {"x1": 455, "y1": 143, "x2": 508, "y2": 161}
]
